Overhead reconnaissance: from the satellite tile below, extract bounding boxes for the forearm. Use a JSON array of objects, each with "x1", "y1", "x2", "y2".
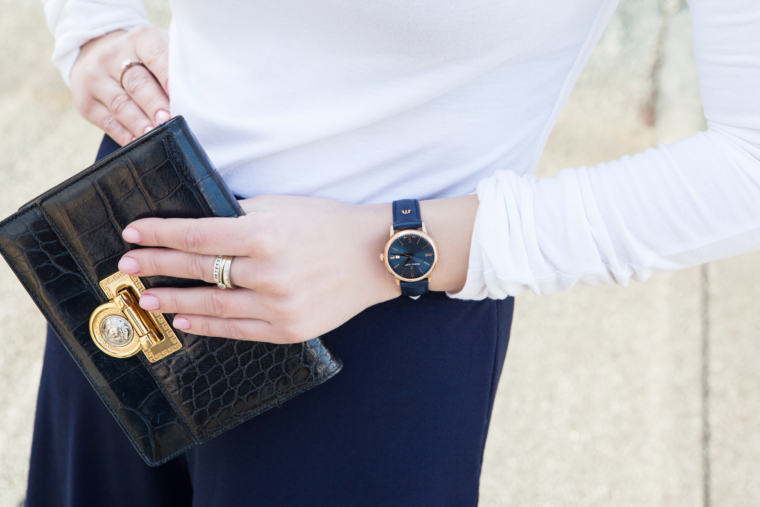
[{"x1": 450, "y1": 0, "x2": 760, "y2": 300}]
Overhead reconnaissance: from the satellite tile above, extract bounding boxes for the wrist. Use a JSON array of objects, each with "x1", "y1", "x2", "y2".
[
  {"x1": 354, "y1": 194, "x2": 477, "y2": 301},
  {"x1": 419, "y1": 195, "x2": 478, "y2": 293},
  {"x1": 352, "y1": 202, "x2": 402, "y2": 304}
]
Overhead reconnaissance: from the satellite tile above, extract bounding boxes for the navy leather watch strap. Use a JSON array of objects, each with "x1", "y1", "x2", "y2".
[
  {"x1": 392, "y1": 199, "x2": 429, "y2": 298},
  {"x1": 392, "y1": 199, "x2": 422, "y2": 230},
  {"x1": 400, "y1": 280, "x2": 429, "y2": 298}
]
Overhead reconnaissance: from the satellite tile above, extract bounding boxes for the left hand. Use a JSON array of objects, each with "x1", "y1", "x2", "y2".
[{"x1": 117, "y1": 195, "x2": 399, "y2": 343}]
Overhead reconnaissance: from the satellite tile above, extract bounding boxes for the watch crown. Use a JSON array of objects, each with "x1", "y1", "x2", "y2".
[{"x1": 380, "y1": 253, "x2": 384, "y2": 262}]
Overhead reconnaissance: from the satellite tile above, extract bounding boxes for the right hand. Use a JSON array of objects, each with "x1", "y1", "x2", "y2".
[{"x1": 69, "y1": 26, "x2": 171, "y2": 147}]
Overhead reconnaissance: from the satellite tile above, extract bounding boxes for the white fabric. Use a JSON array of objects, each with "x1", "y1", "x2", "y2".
[{"x1": 43, "y1": 0, "x2": 760, "y2": 299}]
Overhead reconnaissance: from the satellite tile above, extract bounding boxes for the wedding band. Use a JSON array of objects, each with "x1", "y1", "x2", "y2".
[
  {"x1": 119, "y1": 59, "x2": 147, "y2": 88},
  {"x1": 221, "y1": 256, "x2": 237, "y2": 289}
]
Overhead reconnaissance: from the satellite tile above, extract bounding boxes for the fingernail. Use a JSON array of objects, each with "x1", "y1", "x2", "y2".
[
  {"x1": 128, "y1": 137, "x2": 137, "y2": 144},
  {"x1": 143, "y1": 125, "x2": 154, "y2": 135},
  {"x1": 155, "y1": 110, "x2": 171, "y2": 124},
  {"x1": 173, "y1": 317, "x2": 190, "y2": 330},
  {"x1": 122, "y1": 227, "x2": 142, "y2": 243},
  {"x1": 118, "y1": 256, "x2": 140, "y2": 274},
  {"x1": 140, "y1": 294, "x2": 160, "y2": 311}
]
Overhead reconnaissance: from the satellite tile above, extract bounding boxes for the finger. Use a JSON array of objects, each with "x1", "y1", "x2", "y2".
[
  {"x1": 122, "y1": 217, "x2": 252, "y2": 256},
  {"x1": 119, "y1": 249, "x2": 250, "y2": 287},
  {"x1": 134, "y1": 28, "x2": 170, "y2": 96},
  {"x1": 85, "y1": 100, "x2": 135, "y2": 146},
  {"x1": 95, "y1": 78, "x2": 153, "y2": 138},
  {"x1": 119, "y1": 64, "x2": 171, "y2": 127},
  {"x1": 119, "y1": 249, "x2": 217, "y2": 283},
  {"x1": 172, "y1": 314, "x2": 277, "y2": 342},
  {"x1": 139, "y1": 286, "x2": 262, "y2": 319}
]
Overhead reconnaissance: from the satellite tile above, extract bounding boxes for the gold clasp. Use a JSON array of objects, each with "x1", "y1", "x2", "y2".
[{"x1": 89, "y1": 272, "x2": 182, "y2": 363}]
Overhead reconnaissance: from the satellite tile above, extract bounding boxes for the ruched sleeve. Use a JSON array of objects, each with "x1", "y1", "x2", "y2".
[
  {"x1": 450, "y1": 0, "x2": 760, "y2": 299},
  {"x1": 42, "y1": 0, "x2": 151, "y2": 86}
]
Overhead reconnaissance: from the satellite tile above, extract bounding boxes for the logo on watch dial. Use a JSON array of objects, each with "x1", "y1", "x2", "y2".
[{"x1": 386, "y1": 233, "x2": 436, "y2": 280}]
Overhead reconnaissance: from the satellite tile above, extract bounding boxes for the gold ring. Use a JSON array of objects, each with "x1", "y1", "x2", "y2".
[
  {"x1": 221, "y1": 256, "x2": 236, "y2": 289},
  {"x1": 118, "y1": 59, "x2": 147, "y2": 88}
]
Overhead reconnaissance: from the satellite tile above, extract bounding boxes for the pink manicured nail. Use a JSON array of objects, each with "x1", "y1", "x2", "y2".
[
  {"x1": 139, "y1": 294, "x2": 160, "y2": 311},
  {"x1": 173, "y1": 317, "x2": 190, "y2": 330},
  {"x1": 143, "y1": 126, "x2": 154, "y2": 135},
  {"x1": 155, "y1": 110, "x2": 171, "y2": 124},
  {"x1": 122, "y1": 227, "x2": 142, "y2": 243},
  {"x1": 118, "y1": 257, "x2": 140, "y2": 274}
]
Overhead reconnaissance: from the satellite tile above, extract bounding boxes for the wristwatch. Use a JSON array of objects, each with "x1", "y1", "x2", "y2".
[{"x1": 380, "y1": 199, "x2": 438, "y2": 299}]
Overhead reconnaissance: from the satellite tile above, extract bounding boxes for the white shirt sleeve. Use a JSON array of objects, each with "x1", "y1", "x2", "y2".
[
  {"x1": 42, "y1": 0, "x2": 151, "y2": 87},
  {"x1": 449, "y1": 0, "x2": 760, "y2": 300}
]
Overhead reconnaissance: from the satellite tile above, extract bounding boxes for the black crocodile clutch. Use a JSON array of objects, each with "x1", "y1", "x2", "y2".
[{"x1": 0, "y1": 116, "x2": 342, "y2": 466}]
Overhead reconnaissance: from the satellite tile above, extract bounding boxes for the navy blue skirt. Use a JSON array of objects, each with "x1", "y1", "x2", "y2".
[{"x1": 25, "y1": 136, "x2": 514, "y2": 507}]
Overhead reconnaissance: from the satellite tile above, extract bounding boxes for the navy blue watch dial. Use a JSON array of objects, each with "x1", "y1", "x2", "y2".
[{"x1": 386, "y1": 233, "x2": 436, "y2": 280}]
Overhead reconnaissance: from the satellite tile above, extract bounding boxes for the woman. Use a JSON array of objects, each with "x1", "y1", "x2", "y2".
[{"x1": 28, "y1": 0, "x2": 760, "y2": 505}]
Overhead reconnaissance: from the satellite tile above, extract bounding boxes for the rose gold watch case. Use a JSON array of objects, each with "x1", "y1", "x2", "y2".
[{"x1": 381, "y1": 226, "x2": 438, "y2": 284}]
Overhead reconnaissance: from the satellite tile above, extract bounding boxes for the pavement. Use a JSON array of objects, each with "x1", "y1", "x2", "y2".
[{"x1": 1, "y1": 0, "x2": 759, "y2": 506}]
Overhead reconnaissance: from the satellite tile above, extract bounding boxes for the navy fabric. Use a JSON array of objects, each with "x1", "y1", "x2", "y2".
[
  {"x1": 95, "y1": 132, "x2": 121, "y2": 160},
  {"x1": 392, "y1": 199, "x2": 423, "y2": 230},
  {"x1": 26, "y1": 327, "x2": 194, "y2": 507},
  {"x1": 25, "y1": 135, "x2": 515, "y2": 507}
]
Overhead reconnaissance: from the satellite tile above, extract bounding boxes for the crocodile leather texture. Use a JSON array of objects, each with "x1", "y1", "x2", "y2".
[{"x1": 0, "y1": 117, "x2": 342, "y2": 466}]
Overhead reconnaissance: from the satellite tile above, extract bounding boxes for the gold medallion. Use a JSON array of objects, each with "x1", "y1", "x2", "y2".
[{"x1": 89, "y1": 271, "x2": 183, "y2": 363}]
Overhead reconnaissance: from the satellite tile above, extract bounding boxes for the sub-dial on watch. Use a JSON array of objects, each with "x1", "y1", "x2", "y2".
[{"x1": 380, "y1": 199, "x2": 438, "y2": 299}]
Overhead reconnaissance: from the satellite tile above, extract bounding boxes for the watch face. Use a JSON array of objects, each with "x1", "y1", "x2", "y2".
[{"x1": 386, "y1": 232, "x2": 436, "y2": 280}]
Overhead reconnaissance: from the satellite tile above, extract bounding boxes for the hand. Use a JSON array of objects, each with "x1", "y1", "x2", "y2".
[
  {"x1": 70, "y1": 26, "x2": 171, "y2": 147},
  {"x1": 116, "y1": 195, "x2": 400, "y2": 344}
]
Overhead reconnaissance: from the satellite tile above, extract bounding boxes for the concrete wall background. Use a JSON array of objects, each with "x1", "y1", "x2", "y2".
[{"x1": 1, "y1": 0, "x2": 759, "y2": 505}]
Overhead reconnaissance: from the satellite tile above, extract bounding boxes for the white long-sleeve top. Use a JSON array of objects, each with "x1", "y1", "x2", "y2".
[{"x1": 43, "y1": 0, "x2": 760, "y2": 299}]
